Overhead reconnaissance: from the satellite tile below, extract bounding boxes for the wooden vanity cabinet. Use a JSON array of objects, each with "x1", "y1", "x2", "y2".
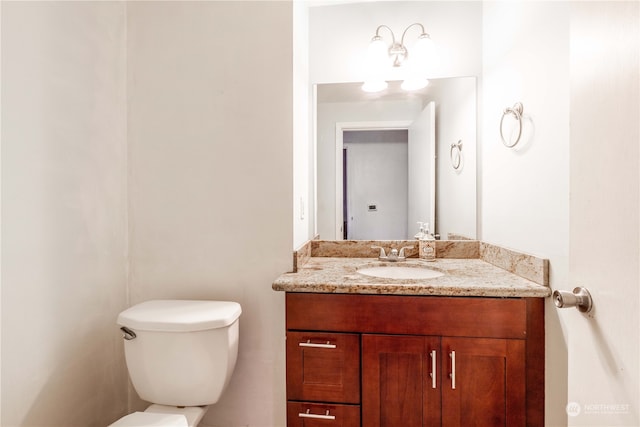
[{"x1": 285, "y1": 293, "x2": 544, "y2": 427}]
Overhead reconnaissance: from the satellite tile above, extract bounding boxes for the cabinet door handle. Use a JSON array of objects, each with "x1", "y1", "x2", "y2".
[
  {"x1": 299, "y1": 340, "x2": 337, "y2": 349},
  {"x1": 449, "y1": 351, "x2": 456, "y2": 389},
  {"x1": 298, "y1": 409, "x2": 336, "y2": 420},
  {"x1": 429, "y1": 350, "x2": 437, "y2": 389}
]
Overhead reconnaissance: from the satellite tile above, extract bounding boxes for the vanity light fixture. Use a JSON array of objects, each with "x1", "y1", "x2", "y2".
[{"x1": 362, "y1": 23, "x2": 435, "y2": 93}]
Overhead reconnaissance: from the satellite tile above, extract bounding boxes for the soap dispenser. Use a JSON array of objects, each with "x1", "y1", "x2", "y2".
[
  {"x1": 419, "y1": 222, "x2": 436, "y2": 261},
  {"x1": 414, "y1": 222, "x2": 425, "y2": 240},
  {"x1": 422, "y1": 223, "x2": 435, "y2": 241}
]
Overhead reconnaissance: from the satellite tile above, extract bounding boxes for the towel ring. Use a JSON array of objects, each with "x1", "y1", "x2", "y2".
[
  {"x1": 500, "y1": 102, "x2": 523, "y2": 148},
  {"x1": 450, "y1": 140, "x2": 462, "y2": 170}
]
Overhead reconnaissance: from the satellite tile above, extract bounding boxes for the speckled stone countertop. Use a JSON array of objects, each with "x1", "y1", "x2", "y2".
[{"x1": 272, "y1": 257, "x2": 551, "y2": 298}]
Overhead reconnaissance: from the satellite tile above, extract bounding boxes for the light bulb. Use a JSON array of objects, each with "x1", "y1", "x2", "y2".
[
  {"x1": 412, "y1": 34, "x2": 437, "y2": 74},
  {"x1": 401, "y1": 77, "x2": 429, "y2": 91},
  {"x1": 414, "y1": 34, "x2": 434, "y2": 56},
  {"x1": 367, "y1": 36, "x2": 389, "y2": 68},
  {"x1": 362, "y1": 79, "x2": 388, "y2": 93}
]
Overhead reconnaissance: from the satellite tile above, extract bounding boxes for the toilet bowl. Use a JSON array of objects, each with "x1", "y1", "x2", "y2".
[{"x1": 109, "y1": 300, "x2": 242, "y2": 427}]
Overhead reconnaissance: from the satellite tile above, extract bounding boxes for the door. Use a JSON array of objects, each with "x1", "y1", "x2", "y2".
[
  {"x1": 343, "y1": 130, "x2": 408, "y2": 240},
  {"x1": 565, "y1": 2, "x2": 640, "y2": 426},
  {"x1": 441, "y1": 337, "x2": 526, "y2": 427},
  {"x1": 362, "y1": 335, "x2": 441, "y2": 427},
  {"x1": 408, "y1": 101, "x2": 435, "y2": 236}
]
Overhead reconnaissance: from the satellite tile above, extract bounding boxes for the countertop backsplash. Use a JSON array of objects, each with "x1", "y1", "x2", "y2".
[{"x1": 291, "y1": 238, "x2": 548, "y2": 287}]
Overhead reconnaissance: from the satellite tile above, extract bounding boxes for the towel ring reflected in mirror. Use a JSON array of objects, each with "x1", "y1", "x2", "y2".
[
  {"x1": 500, "y1": 102, "x2": 524, "y2": 148},
  {"x1": 450, "y1": 140, "x2": 463, "y2": 170}
]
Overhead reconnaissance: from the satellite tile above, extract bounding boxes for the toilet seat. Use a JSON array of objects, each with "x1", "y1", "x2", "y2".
[{"x1": 108, "y1": 411, "x2": 188, "y2": 427}]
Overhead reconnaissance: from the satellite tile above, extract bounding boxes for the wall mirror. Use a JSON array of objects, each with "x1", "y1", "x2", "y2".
[{"x1": 315, "y1": 77, "x2": 477, "y2": 241}]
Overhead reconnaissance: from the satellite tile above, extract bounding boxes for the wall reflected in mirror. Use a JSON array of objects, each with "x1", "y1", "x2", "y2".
[{"x1": 315, "y1": 77, "x2": 477, "y2": 241}]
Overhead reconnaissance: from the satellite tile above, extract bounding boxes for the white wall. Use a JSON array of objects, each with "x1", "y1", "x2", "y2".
[
  {"x1": 567, "y1": 2, "x2": 639, "y2": 425},
  {"x1": 126, "y1": 2, "x2": 292, "y2": 426},
  {"x1": 481, "y1": 2, "x2": 570, "y2": 425},
  {"x1": 479, "y1": 0, "x2": 640, "y2": 424},
  {"x1": 1, "y1": 2, "x2": 129, "y2": 426},
  {"x1": 293, "y1": 2, "x2": 313, "y2": 249},
  {"x1": 309, "y1": 1, "x2": 483, "y2": 84}
]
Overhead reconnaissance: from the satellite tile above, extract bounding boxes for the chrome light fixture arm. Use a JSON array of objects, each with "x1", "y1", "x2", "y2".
[
  {"x1": 363, "y1": 22, "x2": 433, "y2": 93},
  {"x1": 373, "y1": 24, "x2": 396, "y2": 44},
  {"x1": 399, "y1": 23, "x2": 431, "y2": 61},
  {"x1": 373, "y1": 23, "x2": 431, "y2": 67},
  {"x1": 373, "y1": 25, "x2": 403, "y2": 66}
]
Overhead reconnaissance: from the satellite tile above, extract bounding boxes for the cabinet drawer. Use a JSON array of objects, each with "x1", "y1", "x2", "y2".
[
  {"x1": 286, "y1": 332, "x2": 360, "y2": 403},
  {"x1": 287, "y1": 402, "x2": 360, "y2": 427}
]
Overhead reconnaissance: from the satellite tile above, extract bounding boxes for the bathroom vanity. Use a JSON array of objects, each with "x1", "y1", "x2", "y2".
[{"x1": 273, "y1": 246, "x2": 550, "y2": 427}]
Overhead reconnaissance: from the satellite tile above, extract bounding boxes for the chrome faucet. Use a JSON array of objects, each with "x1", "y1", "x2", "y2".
[{"x1": 371, "y1": 246, "x2": 414, "y2": 262}]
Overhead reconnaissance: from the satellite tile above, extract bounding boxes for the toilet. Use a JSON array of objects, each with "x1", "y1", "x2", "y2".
[{"x1": 109, "y1": 299, "x2": 242, "y2": 427}]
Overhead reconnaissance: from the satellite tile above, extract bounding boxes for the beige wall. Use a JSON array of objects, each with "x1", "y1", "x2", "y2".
[
  {"x1": 1, "y1": 2, "x2": 129, "y2": 426},
  {"x1": 2, "y1": 1, "x2": 292, "y2": 426},
  {"x1": 126, "y1": 2, "x2": 292, "y2": 426}
]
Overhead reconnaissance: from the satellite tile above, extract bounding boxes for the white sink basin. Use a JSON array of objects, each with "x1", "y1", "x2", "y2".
[{"x1": 357, "y1": 265, "x2": 444, "y2": 280}]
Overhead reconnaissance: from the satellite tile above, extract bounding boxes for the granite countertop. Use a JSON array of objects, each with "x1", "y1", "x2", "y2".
[{"x1": 272, "y1": 257, "x2": 551, "y2": 298}]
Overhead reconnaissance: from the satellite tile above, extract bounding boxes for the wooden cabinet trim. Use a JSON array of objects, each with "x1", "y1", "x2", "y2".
[
  {"x1": 287, "y1": 293, "x2": 528, "y2": 339},
  {"x1": 525, "y1": 297, "x2": 545, "y2": 427}
]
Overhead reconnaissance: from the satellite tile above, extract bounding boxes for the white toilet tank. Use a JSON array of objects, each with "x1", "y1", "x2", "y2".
[{"x1": 117, "y1": 300, "x2": 241, "y2": 407}]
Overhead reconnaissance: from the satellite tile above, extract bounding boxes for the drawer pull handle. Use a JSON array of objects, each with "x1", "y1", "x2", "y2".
[
  {"x1": 299, "y1": 340, "x2": 337, "y2": 349},
  {"x1": 429, "y1": 350, "x2": 437, "y2": 389},
  {"x1": 449, "y1": 351, "x2": 456, "y2": 390},
  {"x1": 298, "y1": 409, "x2": 336, "y2": 420}
]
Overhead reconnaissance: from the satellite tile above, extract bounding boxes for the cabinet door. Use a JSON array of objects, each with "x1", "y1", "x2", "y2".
[
  {"x1": 287, "y1": 331, "x2": 360, "y2": 403},
  {"x1": 287, "y1": 402, "x2": 360, "y2": 427},
  {"x1": 441, "y1": 337, "x2": 526, "y2": 427},
  {"x1": 362, "y1": 335, "x2": 441, "y2": 427}
]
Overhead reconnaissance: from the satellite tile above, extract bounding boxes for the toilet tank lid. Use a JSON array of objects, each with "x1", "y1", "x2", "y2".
[{"x1": 117, "y1": 300, "x2": 242, "y2": 332}]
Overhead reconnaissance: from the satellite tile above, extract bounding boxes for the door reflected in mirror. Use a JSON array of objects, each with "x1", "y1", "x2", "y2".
[
  {"x1": 316, "y1": 77, "x2": 477, "y2": 241},
  {"x1": 343, "y1": 129, "x2": 409, "y2": 240}
]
